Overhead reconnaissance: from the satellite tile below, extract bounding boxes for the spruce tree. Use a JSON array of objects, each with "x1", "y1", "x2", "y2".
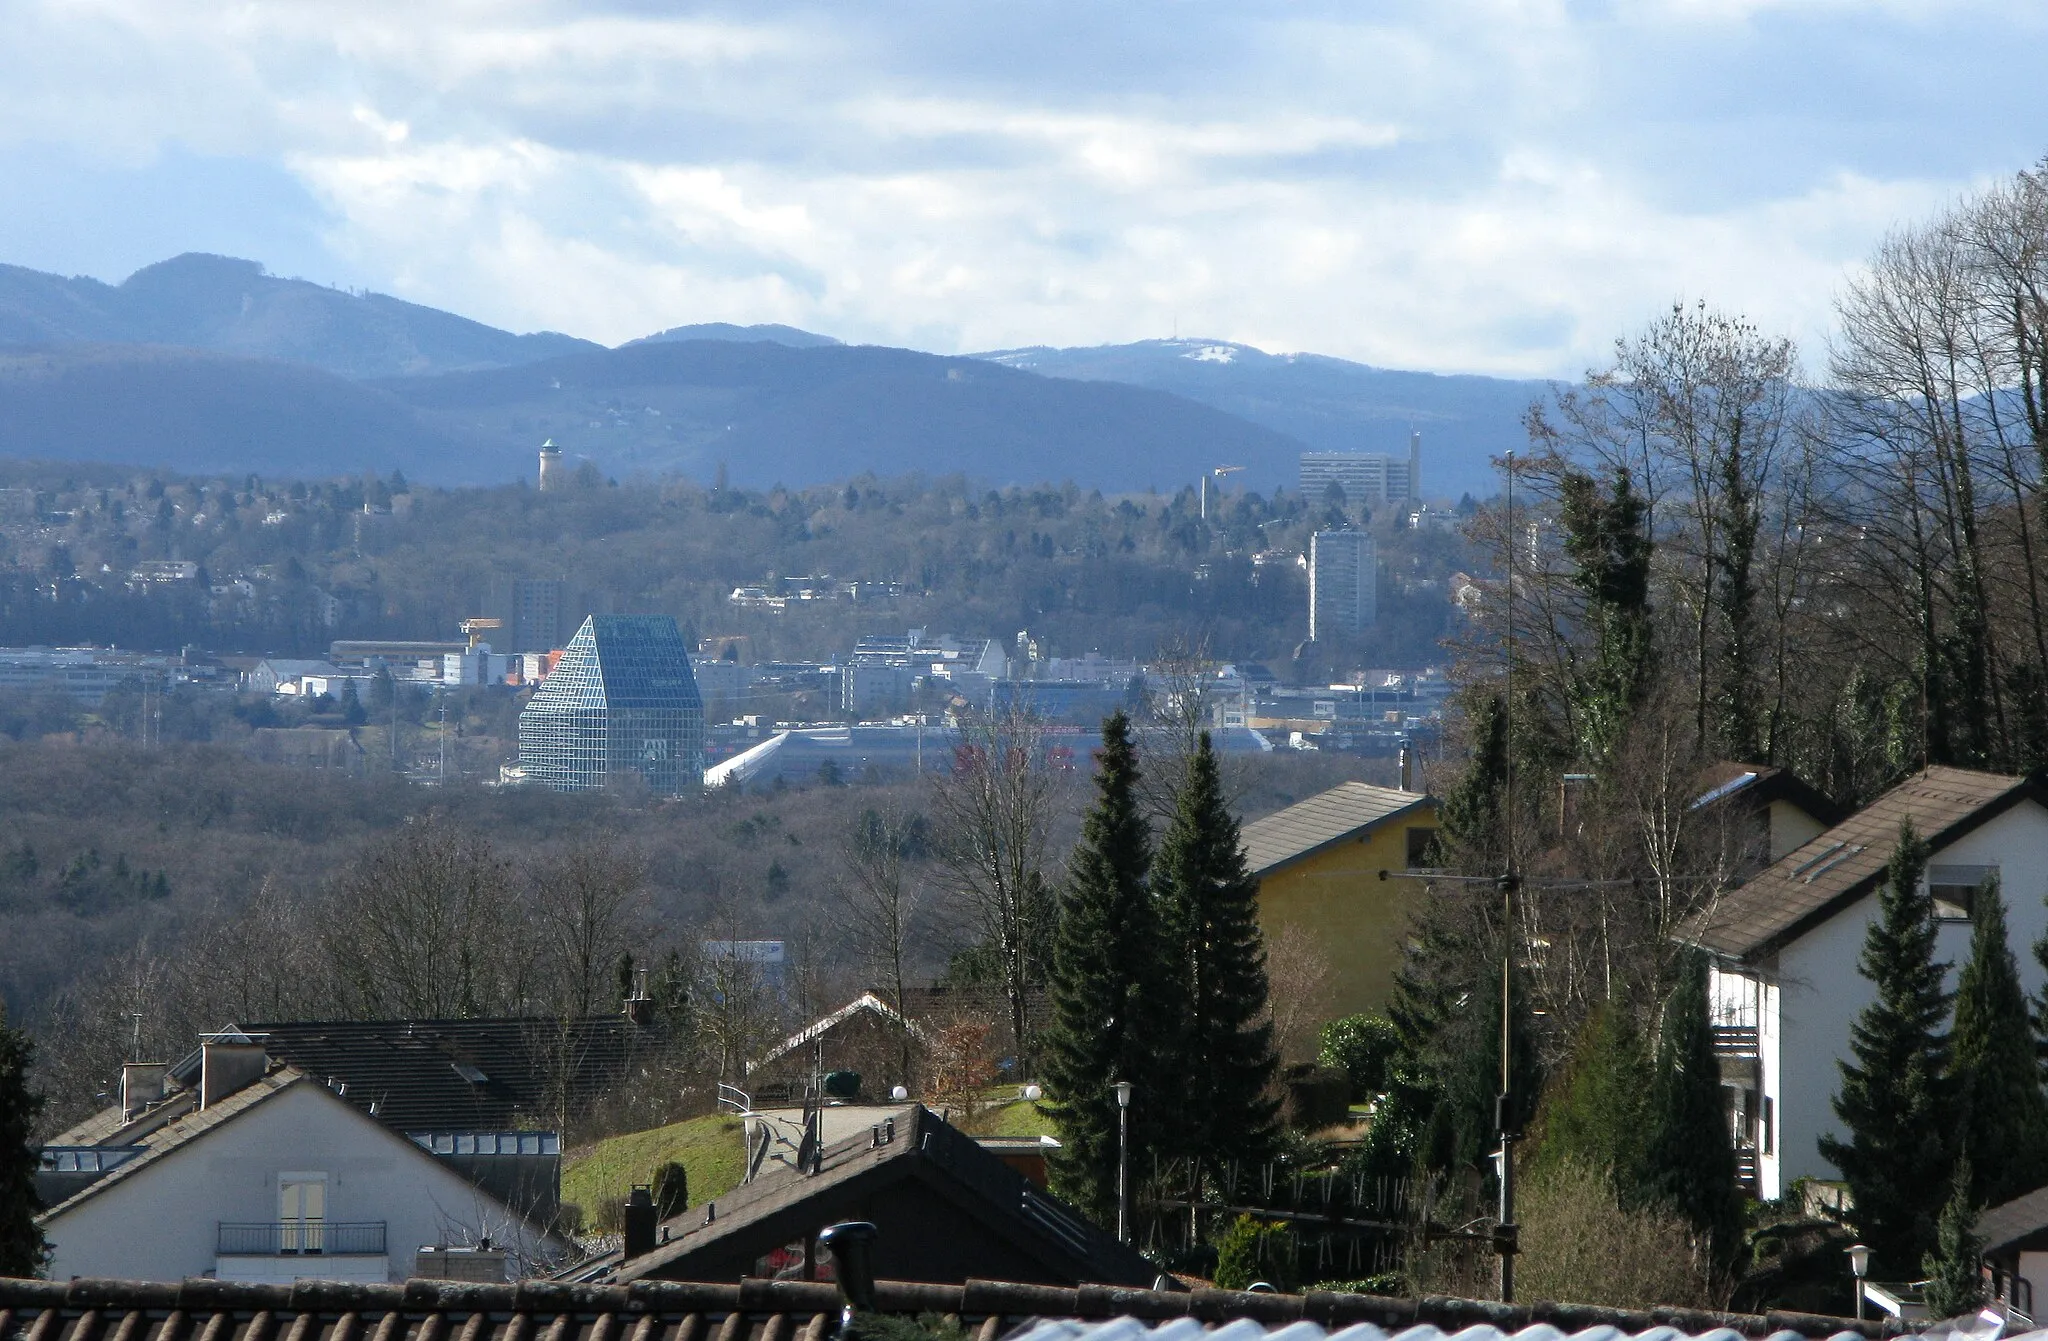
[
  {"x1": 1152, "y1": 731, "x2": 1279, "y2": 1172},
  {"x1": 1921, "y1": 1155, "x2": 1987, "y2": 1318},
  {"x1": 1643, "y1": 949, "x2": 1744, "y2": 1267},
  {"x1": 0, "y1": 1003, "x2": 46, "y2": 1277},
  {"x1": 1531, "y1": 1000, "x2": 1653, "y2": 1191},
  {"x1": 1041, "y1": 711, "x2": 1159, "y2": 1223},
  {"x1": 1951, "y1": 876, "x2": 2048, "y2": 1208},
  {"x1": 1819, "y1": 821, "x2": 1953, "y2": 1277},
  {"x1": 1434, "y1": 692, "x2": 1507, "y2": 872}
]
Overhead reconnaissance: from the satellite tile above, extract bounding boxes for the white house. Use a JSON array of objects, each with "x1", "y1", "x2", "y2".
[
  {"x1": 37, "y1": 1035, "x2": 569, "y2": 1283},
  {"x1": 1693, "y1": 766, "x2": 2048, "y2": 1202}
]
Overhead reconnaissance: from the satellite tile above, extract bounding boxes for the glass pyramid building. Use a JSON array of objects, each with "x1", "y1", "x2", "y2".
[{"x1": 518, "y1": 615, "x2": 705, "y2": 794}]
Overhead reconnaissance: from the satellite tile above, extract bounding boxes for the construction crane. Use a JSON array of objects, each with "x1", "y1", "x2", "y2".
[
  {"x1": 460, "y1": 617, "x2": 502, "y2": 650},
  {"x1": 1200, "y1": 465, "x2": 1246, "y2": 520}
]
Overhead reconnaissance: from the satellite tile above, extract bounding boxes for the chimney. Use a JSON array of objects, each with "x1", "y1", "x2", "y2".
[
  {"x1": 200, "y1": 1035, "x2": 268, "y2": 1109},
  {"x1": 818, "y1": 1222, "x2": 879, "y2": 1314},
  {"x1": 622, "y1": 1185, "x2": 658, "y2": 1261},
  {"x1": 1398, "y1": 739, "x2": 1415, "y2": 793},
  {"x1": 121, "y1": 1062, "x2": 167, "y2": 1120},
  {"x1": 625, "y1": 967, "x2": 654, "y2": 1027}
]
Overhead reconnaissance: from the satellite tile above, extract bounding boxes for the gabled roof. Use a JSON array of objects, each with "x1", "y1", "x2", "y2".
[
  {"x1": 574, "y1": 1105, "x2": 1152, "y2": 1288},
  {"x1": 753, "y1": 992, "x2": 923, "y2": 1072},
  {"x1": 1692, "y1": 762, "x2": 1848, "y2": 828},
  {"x1": 39, "y1": 1065, "x2": 304, "y2": 1217},
  {"x1": 1690, "y1": 767, "x2": 2047, "y2": 960},
  {"x1": 1240, "y1": 781, "x2": 1436, "y2": 877},
  {"x1": 183, "y1": 1016, "x2": 650, "y2": 1132},
  {"x1": 0, "y1": 1271, "x2": 1889, "y2": 1341},
  {"x1": 1978, "y1": 1184, "x2": 2048, "y2": 1255}
]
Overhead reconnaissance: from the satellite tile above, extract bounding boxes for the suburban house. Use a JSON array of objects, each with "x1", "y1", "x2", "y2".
[
  {"x1": 1692, "y1": 762, "x2": 1848, "y2": 866},
  {"x1": 1240, "y1": 780, "x2": 1440, "y2": 1027},
  {"x1": 745, "y1": 993, "x2": 924, "y2": 1103},
  {"x1": 564, "y1": 1104, "x2": 1154, "y2": 1288},
  {"x1": 1692, "y1": 766, "x2": 2048, "y2": 1201},
  {"x1": 35, "y1": 1031, "x2": 571, "y2": 1283}
]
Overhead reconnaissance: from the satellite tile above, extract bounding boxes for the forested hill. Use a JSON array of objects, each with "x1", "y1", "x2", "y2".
[
  {"x1": 978, "y1": 339, "x2": 1545, "y2": 501},
  {"x1": 0, "y1": 253, "x2": 599, "y2": 377},
  {"x1": 375, "y1": 340, "x2": 1309, "y2": 492}
]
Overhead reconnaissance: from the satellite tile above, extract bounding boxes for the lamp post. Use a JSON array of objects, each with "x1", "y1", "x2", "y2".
[
  {"x1": 1113, "y1": 1080, "x2": 1134, "y2": 1243},
  {"x1": 1848, "y1": 1243, "x2": 1871, "y2": 1321}
]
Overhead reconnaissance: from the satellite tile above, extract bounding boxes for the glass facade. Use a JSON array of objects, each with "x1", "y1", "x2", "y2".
[{"x1": 518, "y1": 615, "x2": 705, "y2": 793}]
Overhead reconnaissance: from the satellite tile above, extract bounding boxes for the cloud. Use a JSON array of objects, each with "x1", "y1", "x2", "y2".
[{"x1": 0, "y1": 0, "x2": 2038, "y2": 376}]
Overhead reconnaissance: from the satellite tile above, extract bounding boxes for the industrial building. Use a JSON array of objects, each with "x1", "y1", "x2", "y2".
[
  {"x1": 1299, "y1": 432, "x2": 1423, "y2": 509},
  {"x1": 517, "y1": 614, "x2": 706, "y2": 794}
]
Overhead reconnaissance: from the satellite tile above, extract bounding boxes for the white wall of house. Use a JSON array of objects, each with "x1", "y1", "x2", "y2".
[
  {"x1": 43, "y1": 1081, "x2": 558, "y2": 1283},
  {"x1": 1753, "y1": 801, "x2": 2048, "y2": 1197}
]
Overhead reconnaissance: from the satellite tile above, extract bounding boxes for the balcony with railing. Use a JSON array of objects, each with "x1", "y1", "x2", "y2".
[{"x1": 216, "y1": 1221, "x2": 387, "y2": 1257}]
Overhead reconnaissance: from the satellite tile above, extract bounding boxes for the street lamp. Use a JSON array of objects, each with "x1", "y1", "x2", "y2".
[
  {"x1": 1112, "y1": 1080, "x2": 1135, "y2": 1243},
  {"x1": 1848, "y1": 1243, "x2": 1871, "y2": 1321}
]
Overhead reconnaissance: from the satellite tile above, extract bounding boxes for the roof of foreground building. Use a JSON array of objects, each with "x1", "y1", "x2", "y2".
[
  {"x1": 1240, "y1": 781, "x2": 1437, "y2": 877},
  {"x1": 0, "y1": 1274, "x2": 1891, "y2": 1341}
]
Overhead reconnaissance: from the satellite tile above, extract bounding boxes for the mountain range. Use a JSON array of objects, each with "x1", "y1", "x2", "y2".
[{"x1": 0, "y1": 254, "x2": 1540, "y2": 496}]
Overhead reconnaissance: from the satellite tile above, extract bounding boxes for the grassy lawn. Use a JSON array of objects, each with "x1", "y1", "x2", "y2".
[
  {"x1": 560, "y1": 1113, "x2": 747, "y2": 1230},
  {"x1": 969, "y1": 1093, "x2": 1060, "y2": 1139}
]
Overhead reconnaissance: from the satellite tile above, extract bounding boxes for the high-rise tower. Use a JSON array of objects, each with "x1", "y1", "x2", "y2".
[
  {"x1": 1309, "y1": 530, "x2": 1377, "y2": 641},
  {"x1": 518, "y1": 615, "x2": 705, "y2": 793}
]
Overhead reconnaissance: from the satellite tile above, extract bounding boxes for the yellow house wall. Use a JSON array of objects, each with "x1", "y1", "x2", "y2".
[
  {"x1": 1768, "y1": 799, "x2": 1827, "y2": 862},
  {"x1": 1256, "y1": 817, "x2": 1438, "y2": 1053}
]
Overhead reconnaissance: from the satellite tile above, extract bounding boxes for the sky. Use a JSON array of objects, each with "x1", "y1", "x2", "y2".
[{"x1": 2, "y1": 1, "x2": 2045, "y2": 379}]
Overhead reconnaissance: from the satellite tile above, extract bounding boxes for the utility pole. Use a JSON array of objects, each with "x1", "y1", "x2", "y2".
[{"x1": 1496, "y1": 446, "x2": 1520, "y2": 1303}]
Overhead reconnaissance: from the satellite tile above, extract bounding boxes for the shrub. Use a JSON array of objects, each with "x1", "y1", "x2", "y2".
[
  {"x1": 654, "y1": 1161, "x2": 689, "y2": 1219},
  {"x1": 1318, "y1": 1014, "x2": 1399, "y2": 1101},
  {"x1": 1515, "y1": 1158, "x2": 1724, "y2": 1310},
  {"x1": 1213, "y1": 1213, "x2": 1300, "y2": 1292}
]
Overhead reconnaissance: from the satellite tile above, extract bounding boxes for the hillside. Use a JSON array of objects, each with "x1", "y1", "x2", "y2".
[
  {"x1": 0, "y1": 344, "x2": 489, "y2": 480},
  {"x1": 375, "y1": 340, "x2": 1310, "y2": 492},
  {"x1": 977, "y1": 338, "x2": 1548, "y2": 499},
  {"x1": 0, "y1": 253, "x2": 598, "y2": 377}
]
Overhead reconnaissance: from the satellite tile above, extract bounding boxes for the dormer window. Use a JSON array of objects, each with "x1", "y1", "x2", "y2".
[{"x1": 1928, "y1": 864, "x2": 1997, "y2": 922}]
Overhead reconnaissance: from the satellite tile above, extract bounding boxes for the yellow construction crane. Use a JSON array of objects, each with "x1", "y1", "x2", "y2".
[{"x1": 460, "y1": 617, "x2": 502, "y2": 650}]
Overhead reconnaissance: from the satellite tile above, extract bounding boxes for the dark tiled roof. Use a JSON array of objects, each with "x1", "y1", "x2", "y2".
[
  {"x1": 0, "y1": 1274, "x2": 1892, "y2": 1341},
  {"x1": 1692, "y1": 764, "x2": 1848, "y2": 828},
  {"x1": 184, "y1": 1017, "x2": 656, "y2": 1132},
  {"x1": 575, "y1": 1106, "x2": 1151, "y2": 1289},
  {"x1": 1239, "y1": 783, "x2": 1436, "y2": 878},
  {"x1": 1978, "y1": 1184, "x2": 2048, "y2": 1254},
  {"x1": 1689, "y1": 768, "x2": 2042, "y2": 959}
]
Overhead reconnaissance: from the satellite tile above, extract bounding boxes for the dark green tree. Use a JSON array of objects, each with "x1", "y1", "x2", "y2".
[
  {"x1": 653, "y1": 1161, "x2": 690, "y2": 1220},
  {"x1": 1151, "y1": 731, "x2": 1279, "y2": 1172},
  {"x1": 1041, "y1": 711, "x2": 1160, "y2": 1223},
  {"x1": 1819, "y1": 821, "x2": 1953, "y2": 1277},
  {"x1": 1951, "y1": 876, "x2": 2048, "y2": 1207},
  {"x1": 1921, "y1": 1155, "x2": 1987, "y2": 1318},
  {"x1": 1558, "y1": 467, "x2": 1655, "y2": 765},
  {"x1": 1531, "y1": 1001, "x2": 1652, "y2": 1193},
  {"x1": 0, "y1": 1003, "x2": 47, "y2": 1276},
  {"x1": 1434, "y1": 691, "x2": 1508, "y2": 872},
  {"x1": 1643, "y1": 950, "x2": 1744, "y2": 1266}
]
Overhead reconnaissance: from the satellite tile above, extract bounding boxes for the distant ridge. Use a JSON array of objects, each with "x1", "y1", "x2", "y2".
[
  {"x1": 625, "y1": 322, "x2": 842, "y2": 349},
  {"x1": 977, "y1": 337, "x2": 1546, "y2": 499},
  {"x1": 0, "y1": 253, "x2": 600, "y2": 379}
]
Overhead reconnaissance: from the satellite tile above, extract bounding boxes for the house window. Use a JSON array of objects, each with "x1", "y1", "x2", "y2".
[
  {"x1": 280, "y1": 1173, "x2": 327, "y2": 1254},
  {"x1": 1405, "y1": 827, "x2": 1437, "y2": 868},
  {"x1": 1762, "y1": 1097, "x2": 1774, "y2": 1156},
  {"x1": 1928, "y1": 864, "x2": 1997, "y2": 922}
]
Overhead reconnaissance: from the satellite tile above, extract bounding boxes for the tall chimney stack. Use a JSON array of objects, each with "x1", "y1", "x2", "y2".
[{"x1": 622, "y1": 1186, "x2": 657, "y2": 1261}]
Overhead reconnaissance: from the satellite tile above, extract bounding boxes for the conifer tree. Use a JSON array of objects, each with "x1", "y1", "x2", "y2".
[
  {"x1": 1951, "y1": 876, "x2": 2048, "y2": 1208},
  {"x1": 1820, "y1": 821, "x2": 1953, "y2": 1277},
  {"x1": 1434, "y1": 692, "x2": 1507, "y2": 872},
  {"x1": 1921, "y1": 1155, "x2": 1987, "y2": 1319},
  {"x1": 1152, "y1": 731, "x2": 1279, "y2": 1172},
  {"x1": 1643, "y1": 949, "x2": 1744, "y2": 1267},
  {"x1": 0, "y1": 1003, "x2": 46, "y2": 1277},
  {"x1": 1531, "y1": 1000, "x2": 1653, "y2": 1190},
  {"x1": 1041, "y1": 712, "x2": 1159, "y2": 1223}
]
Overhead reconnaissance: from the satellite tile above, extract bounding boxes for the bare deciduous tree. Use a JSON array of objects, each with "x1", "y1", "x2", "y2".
[{"x1": 930, "y1": 706, "x2": 1059, "y2": 1075}]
